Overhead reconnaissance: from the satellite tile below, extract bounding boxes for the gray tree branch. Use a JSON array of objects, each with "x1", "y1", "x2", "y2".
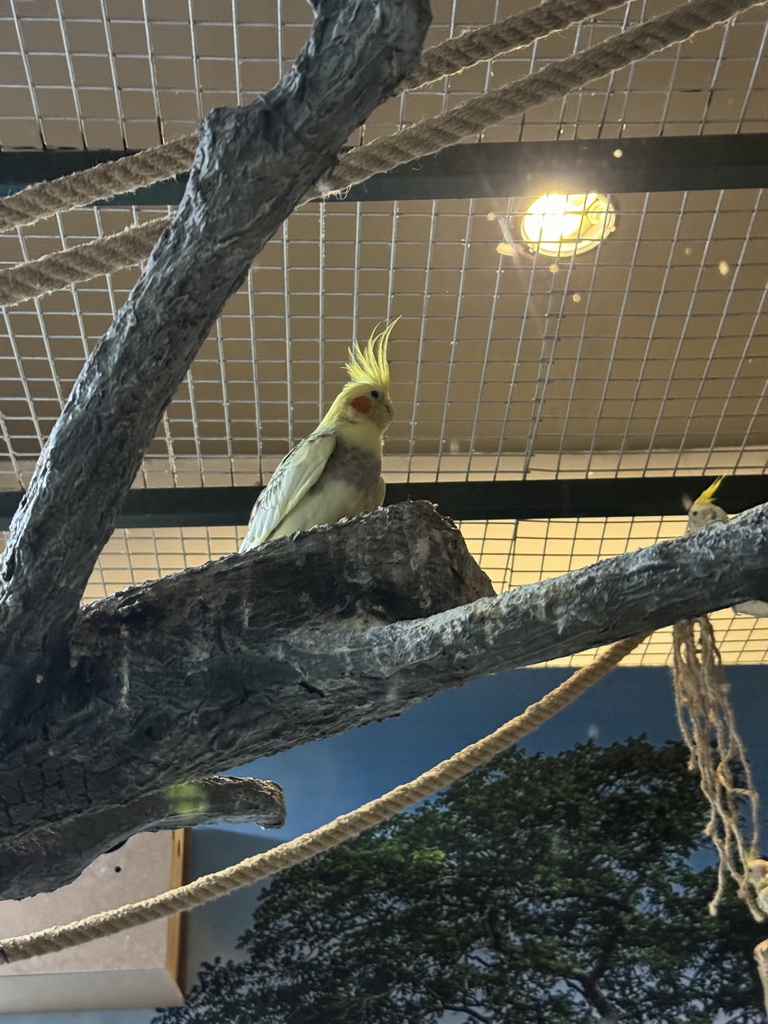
[
  {"x1": 0, "y1": 501, "x2": 492, "y2": 897},
  {"x1": 0, "y1": 776, "x2": 285, "y2": 896},
  {"x1": 0, "y1": 0, "x2": 431, "y2": 721},
  {"x1": 2, "y1": 498, "x2": 767, "y2": 900}
]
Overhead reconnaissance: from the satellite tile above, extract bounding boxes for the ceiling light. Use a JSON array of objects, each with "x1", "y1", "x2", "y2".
[{"x1": 519, "y1": 192, "x2": 617, "y2": 258}]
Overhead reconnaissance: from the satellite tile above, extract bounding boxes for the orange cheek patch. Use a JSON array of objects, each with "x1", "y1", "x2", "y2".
[{"x1": 350, "y1": 395, "x2": 372, "y2": 414}]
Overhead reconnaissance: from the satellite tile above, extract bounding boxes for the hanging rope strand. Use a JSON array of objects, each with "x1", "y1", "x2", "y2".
[
  {"x1": 0, "y1": 0, "x2": 759, "y2": 308},
  {"x1": 0, "y1": 0, "x2": 627, "y2": 236},
  {"x1": 672, "y1": 617, "x2": 763, "y2": 920},
  {"x1": 0, "y1": 633, "x2": 647, "y2": 964}
]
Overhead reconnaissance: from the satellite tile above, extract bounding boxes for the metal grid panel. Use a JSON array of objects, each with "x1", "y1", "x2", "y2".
[
  {"x1": 1, "y1": 189, "x2": 766, "y2": 484},
  {"x1": 1, "y1": 0, "x2": 766, "y2": 149}
]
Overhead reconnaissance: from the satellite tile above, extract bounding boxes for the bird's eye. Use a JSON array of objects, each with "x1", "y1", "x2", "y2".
[{"x1": 369, "y1": 390, "x2": 380, "y2": 399}]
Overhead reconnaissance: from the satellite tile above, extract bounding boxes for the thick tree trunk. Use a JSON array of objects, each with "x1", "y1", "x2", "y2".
[
  {"x1": 0, "y1": 0, "x2": 431, "y2": 901},
  {"x1": 2, "y1": 498, "x2": 767, "y2": 900},
  {"x1": 0, "y1": 0, "x2": 431, "y2": 729},
  {"x1": 0, "y1": 502, "x2": 493, "y2": 898}
]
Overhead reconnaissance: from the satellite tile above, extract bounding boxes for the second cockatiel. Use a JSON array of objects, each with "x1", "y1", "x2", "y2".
[
  {"x1": 240, "y1": 322, "x2": 395, "y2": 551},
  {"x1": 685, "y1": 476, "x2": 768, "y2": 617},
  {"x1": 685, "y1": 475, "x2": 730, "y2": 531}
]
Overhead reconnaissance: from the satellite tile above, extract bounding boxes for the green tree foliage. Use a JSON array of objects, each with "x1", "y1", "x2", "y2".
[{"x1": 157, "y1": 739, "x2": 766, "y2": 1024}]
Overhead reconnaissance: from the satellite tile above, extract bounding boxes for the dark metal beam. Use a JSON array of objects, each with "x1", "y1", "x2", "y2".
[
  {"x1": 337, "y1": 134, "x2": 768, "y2": 201},
  {"x1": 0, "y1": 476, "x2": 764, "y2": 531},
  {"x1": 2, "y1": 135, "x2": 767, "y2": 207}
]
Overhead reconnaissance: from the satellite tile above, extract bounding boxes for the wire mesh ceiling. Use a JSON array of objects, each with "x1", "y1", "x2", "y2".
[{"x1": 0, "y1": 0, "x2": 766, "y2": 665}]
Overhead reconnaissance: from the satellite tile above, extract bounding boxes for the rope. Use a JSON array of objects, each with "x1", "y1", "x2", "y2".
[
  {"x1": 0, "y1": 632, "x2": 646, "y2": 964},
  {"x1": 672, "y1": 617, "x2": 763, "y2": 921},
  {"x1": 0, "y1": 219, "x2": 166, "y2": 307},
  {"x1": 403, "y1": 0, "x2": 627, "y2": 90},
  {"x1": 1, "y1": 0, "x2": 758, "y2": 307},
  {"x1": 0, "y1": 136, "x2": 197, "y2": 235},
  {"x1": 0, "y1": 0, "x2": 625, "y2": 236},
  {"x1": 313, "y1": 0, "x2": 763, "y2": 197}
]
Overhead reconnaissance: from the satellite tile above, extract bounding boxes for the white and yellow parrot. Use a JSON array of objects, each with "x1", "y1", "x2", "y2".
[
  {"x1": 684, "y1": 476, "x2": 730, "y2": 531},
  {"x1": 240, "y1": 322, "x2": 395, "y2": 552},
  {"x1": 685, "y1": 476, "x2": 768, "y2": 617}
]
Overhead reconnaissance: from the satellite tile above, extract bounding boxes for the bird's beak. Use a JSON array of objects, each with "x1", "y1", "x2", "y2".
[{"x1": 386, "y1": 401, "x2": 394, "y2": 418}]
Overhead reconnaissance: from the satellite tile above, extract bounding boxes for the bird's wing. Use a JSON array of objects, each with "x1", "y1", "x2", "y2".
[
  {"x1": 240, "y1": 432, "x2": 336, "y2": 550},
  {"x1": 733, "y1": 599, "x2": 768, "y2": 617}
]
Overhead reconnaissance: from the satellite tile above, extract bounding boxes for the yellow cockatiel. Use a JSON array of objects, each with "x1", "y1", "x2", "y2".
[
  {"x1": 685, "y1": 475, "x2": 729, "y2": 530},
  {"x1": 685, "y1": 476, "x2": 768, "y2": 617},
  {"x1": 240, "y1": 322, "x2": 395, "y2": 551}
]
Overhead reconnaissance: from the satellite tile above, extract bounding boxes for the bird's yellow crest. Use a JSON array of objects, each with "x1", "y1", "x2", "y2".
[
  {"x1": 692, "y1": 475, "x2": 726, "y2": 507},
  {"x1": 344, "y1": 319, "x2": 397, "y2": 394}
]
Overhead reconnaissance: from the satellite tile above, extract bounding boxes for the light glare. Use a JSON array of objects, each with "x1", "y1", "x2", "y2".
[{"x1": 520, "y1": 192, "x2": 616, "y2": 258}]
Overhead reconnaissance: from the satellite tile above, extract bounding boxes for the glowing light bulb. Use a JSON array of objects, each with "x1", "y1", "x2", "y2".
[{"x1": 520, "y1": 193, "x2": 616, "y2": 258}]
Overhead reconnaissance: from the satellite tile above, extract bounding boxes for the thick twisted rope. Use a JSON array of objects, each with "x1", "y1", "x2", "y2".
[
  {"x1": 312, "y1": 0, "x2": 764, "y2": 195},
  {"x1": 0, "y1": 0, "x2": 625, "y2": 236},
  {"x1": 0, "y1": 633, "x2": 646, "y2": 964},
  {"x1": 0, "y1": 136, "x2": 198, "y2": 235},
  {"x1": 402, "y1": 0, "x2": 627, "y2": 90},
  {"x1": 0, "y1": 219, "x2": 167, "y2": 307},
  {"x1": 1, "y1": 0, "x2": 759, "y2": 308}
]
